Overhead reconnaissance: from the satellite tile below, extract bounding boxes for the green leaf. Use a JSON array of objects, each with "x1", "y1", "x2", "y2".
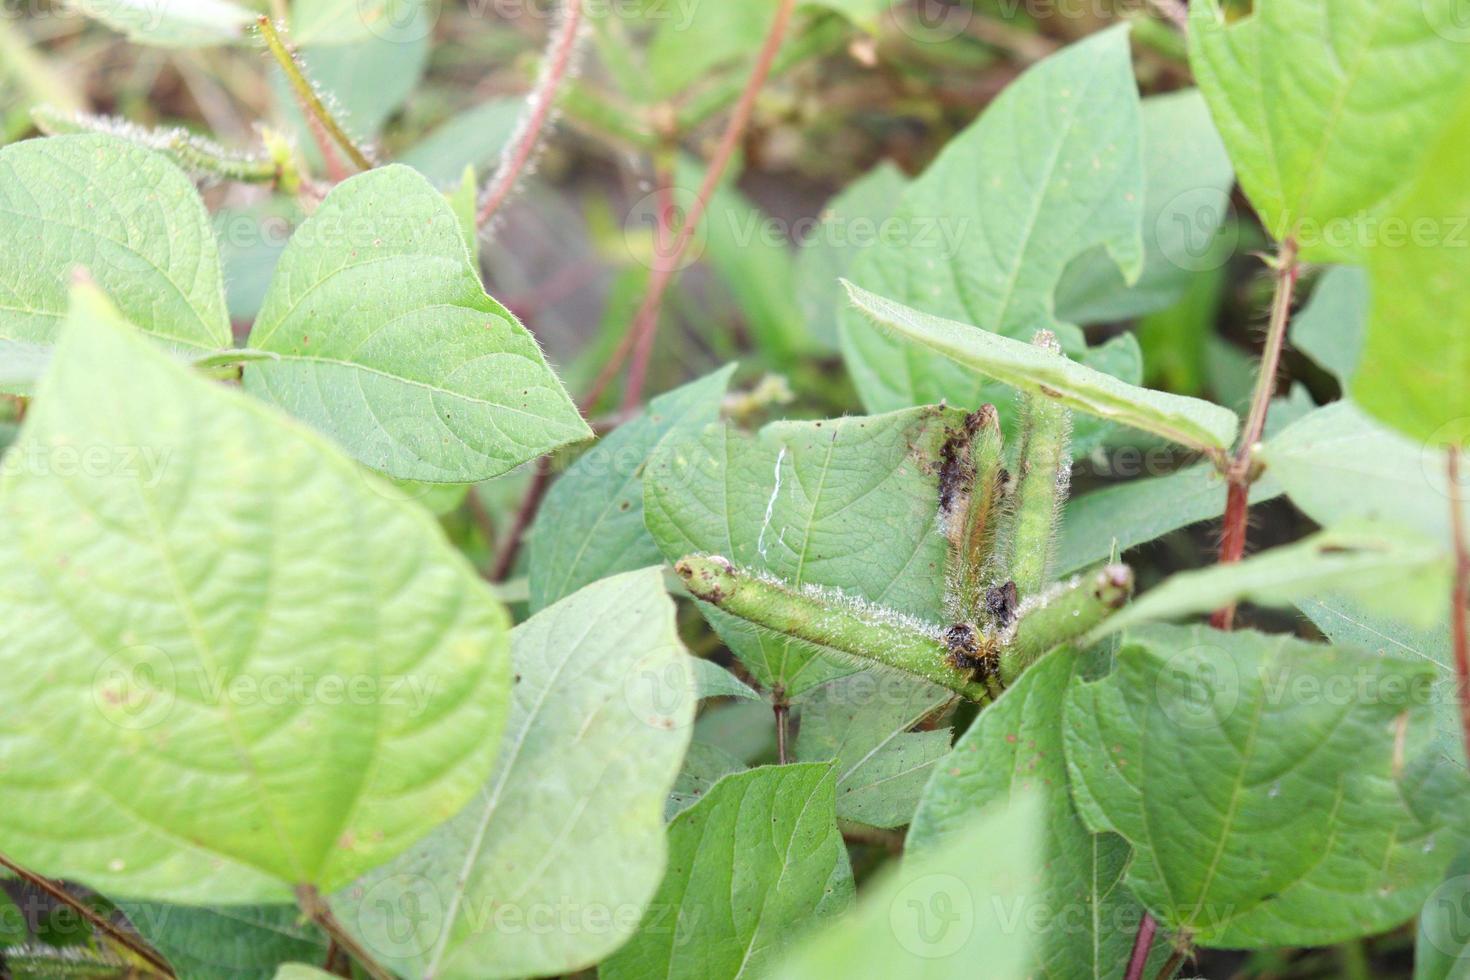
[
  {"x1": 910, "y1": 653, "x2": 1152, "y2": 978},
  {"x1": 643, "y1": 406, "x2": 960, "y2": 698},
  {"x1": 838, "y1": 26, "x2": 1145, "y2": 416},
  {"x1": 1289, "y1": 267, "x2": 1369, "y2": 385},
  {"x1": 770, "y1": 792, "x2": 1042, "y2": 978},
  {"x1": 0, "y1": 135, "x2": 231, "y2": 357},
  {"x1": 1056, "y1": 89, "x2": 1235, "y2": 325},
  {"x1": 117, "y1": 904, "x2": 327, "y2": 980},
  {"x1": 796, "y1": 670, "x2": 953, "y2": 829},
  {"x1": 1188, "y1": 0, "x2": 1470, "y2": 260},
  {"x1": 690, "y1": 658, "x2": 763, "y2": 702},
  {"x1": 1065, "y1": 624, "x2": 1454, "y2": 947},
  {"x1": 1261, "y1": 401, "x2": 1470, "y2": 544},
  {"x1": 667, "y1": 740, "x2": 747, "y2": 819},
  {"x1": 0, "y1": 285, "x2": 511, "y2": 902},
  {"x1": 1415, "y1": 852, "x2": 1470, "y2": 980},
  {"x1": 244, "y1": 165, "x2": 590, "y2": 483},
  {"x1": 1353, "y1": 90, "x2": 1470, "y2": 444},
  {"x1": 795, "y1": 161, "x2": 908, "y2": 352},
  {"x1": 336, "y1": 568, "x2": 694, "y2": 979},
  {"x1": 846, "y1": 283, "x2": 1240, "y2": 453},
  {"x1": 291, "y1": 0, "x2": 418, "y2": 47},
  {"x1": 1095, "y1": 522, "x2": 1453, "y2": 637},
  {"x1": 401, "y1": 99, "x2": 525, "y2": 186},
  {"x1": 600, "y1": 763, "x2": 854, "y2": 980},
  {"x1": 60, "y1": 0, "x2": 252, "y2": 46},
  {"x1": 272, "y1": 967, "x2": 334, "y2": 980},
  {"x1": 528, "y1": 366, "x2": 734, "y2": 612},
  {"x1": 1058, "y1": 463, "x2": 1283, "y2": 577}
]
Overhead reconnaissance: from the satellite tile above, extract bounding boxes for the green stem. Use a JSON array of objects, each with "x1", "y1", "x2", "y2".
[
  {"x1": 1008, "y1": 331, "x2": 1073, "y2": 598},
  {"x1": 942, "y1": 405, "x2": 1008, "y2": 622},
  {"x1": 1001, "y1": 565, "x2": 1134, "y2": 683},
  {"x1": 676, "y1": 555, "x2": 993, "y2": 701},
  {"x1": 32, "y1": 106, "x2": 284, "y2": 184},
  {"x1": 255, "y1": 16, "x2": 374, "y2": 173}
]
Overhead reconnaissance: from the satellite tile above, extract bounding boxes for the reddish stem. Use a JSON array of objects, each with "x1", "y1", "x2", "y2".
[
  {"x1": 488, "y1": 464, "x2": 553, "y2": 582},
  {"x1": 616, "y1": 0, "x2": 800, "y2": 413},
  {"x1": 1124, "y1": 913, "x2": 1158, "y2": 980},
  {"x1": 1449, "y1": 448, "x2": 1470, "y2": 767},
  {"x1": 477, "y1": 0, "x2": 585, "y2": 229},
  {"x1": 1211, "y1": 240, "x2": 1300, "y2": 625}
]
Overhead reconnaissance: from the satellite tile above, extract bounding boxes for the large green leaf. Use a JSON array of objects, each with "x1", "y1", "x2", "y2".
[
  {"x1": 336, "y1": 568, "x2": 694, "y2": 979},
  {"x1": 0, "y1": 286, "x2": 510, "y2": 902},
  {"x1": 1415, "y1": 852, "x2": 1470, "y2": 980},
  {"x1": 117, "y1": 904, "x2": 327, "y2": 980},
  {"x1": 528, "y1": 367, "x2": 734, "y2": 612},
  {"x1": 796, "y1": 670, "x2": 953, "y2": 829},
  {"x1": 61, "y1": 0, "x2": 252, "y2": 46},
  {"x1": 770, "y1": 793, "x2": 1042, "y2": 978},
  {"x1": 1065, "y1": 624, "x2": 1454, "y2": 947},
  {"x1": 643, "y1": 406, "x2": 960, "y2": 698},
  {"x1": 1056, "y1": 88, "x2": 1235, "y2": 325},
  {"x1": 1261, "y1": 401, "x2": 1469, "y2": 543},
  {"x1": 601, "y1": 763, "x2": 854, "y2": 980},
  {"x1": 1096, "y1": 522, "x2": 1453, "y2": 636},
  {"x1": 1353, "y1": 89, "x2": 1470, "y2": 444},
  {"x1": 847, "y1": 283, "x2": 1239, "y2": 453},
  {"x1": 838, "y1": 25, "x2": 1144, "y2": 415},
  {"x1": 910, "y1": 653, "x2": 1152, "y2": 978},
  {"x1": 1188, "y1": 0, "x2": 1470, "y2": 260},
  {"x1": 0, "y1": 135, "x2": 231, "y2": 357},
  {"x1": 244, "y1": 165, "x2": 589, "y2": 482}
]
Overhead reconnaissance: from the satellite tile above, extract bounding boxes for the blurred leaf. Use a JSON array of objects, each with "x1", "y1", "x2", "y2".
[
  {"x1": 770, "y1": 793, "x2": 1041, "y2": 978},
  {"x1": 0, "y1": 286, "x2": 511, "y2": 902},
  {"x1": 846, "y1": 283, "x2": 1239, "y2": 453},
  {"x1": 796, "y1": 162, "x2": 907, "y2": 352},
  {"x1": 1056, "y1": 89, "x2": 1235, "y2": 325},
  {"x1": 1416, "y1": 851, "x2": 1470, "y2": 980},
  {"x1": 118, "y1": 903, "x2": 327, "y2": 980},
  {"x1": 1057, "y1": 464, "x2": 1283, "y2": 577},
  {"x1": 1133, "y1": 257, "x2": 1228, "y2": 396},
  {"x1": 0, "y1": 890, "x2": 24, "y2": 947},
  {"x1": 1189, "y1": 0, "x2": 1470, "y2": 261},
  {"x1": 0, "y1": 135, "x2": 231, "y2": 363},
  {"x1": 643, "y1": 406, "x2": 961, "y2": 698},
  {"x1": 1353, "y1": 89, "x2": 1470, "y2": 444},
  {"x1": 1066, "y1": 624, "x2": 1454, "y2": 947},
  {"x1": 690, "y1": 658, "x2": 763, "y2": 702},
  {"x1": 601, "y1": 763, "x2": 854, "y2": 980},
  {"x1": 528, "y1": 366, "x2": 733, "y2": 611},
  {"x1": 61, "y1": 0, "x2": 251, "y2": 47},
  {"x1": 910, "y1": 653, "x2": 1152, "y2": 978},
  {"x1": 1262, "y1": 400, "x2": 1469, "y2": 543},
  {"x1": 401, "y1": 99, "x2": 525, "y2": 186},
  {"x1": 1289, "y1": 266, "x2": 1369, "y2": 386},
  {"x1": 796, "y1": 670, "x2": 953, "y2": 829},
  {"x1": 1096, "y1": 522, "x2": 1453, "y2": 636},
  {"x1": 839, "y1": 26, "x2": 1144, "y2": 417},
  {"x1": 338, "y1": 569, "x2": 694, "y2": 979},
  {"x1": 243, "y1": 165, "x2": 590, "y2": 483}
]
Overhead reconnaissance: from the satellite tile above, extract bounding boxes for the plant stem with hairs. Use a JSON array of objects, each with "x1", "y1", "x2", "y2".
[
  {"x1": 256, "y1": 16, "x2": 374, "y2": 173},
  {"x1": 478, "y1": 0, "x2": 586, "y2": 229},
  {"x1": 295, "y1": 885, "x2": 393, "y2": 980},
  {"x1": 1211, "y1": 238, "x2": 1300, "y2": 630}
]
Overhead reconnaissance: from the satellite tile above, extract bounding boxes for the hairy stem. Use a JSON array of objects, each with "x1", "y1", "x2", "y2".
[
  {"x1": 1001, "y1": 565, "x2": 1134, "y2": 683},
  {"x1": 1449, "y1": 448, "x2": 1470, "y2": 768},
  {"x1": 942, "y1": 406, "x2": 1007, "y2": 621},
  {"x1": 0, "y1": 853, "x2": 175, "y2": 977},
  {"x1": 1211, "y1": 238, "x2": 1300, "y2": 629},
  {"x1": 295, "y1": 885, "x2": 393, "y2": 980},
  {"x1": 1008, "y1": 332, "x2": 1073, "y2": 598},
  {"x1": 478, "y1": 0, "x2": 586, "y2": 229},
  {"x1": 618, "y1": 0, "x2": 800, "y2": 412},
  {"x1": 33, "y1": 107, "x2": 285, "y2": 184},
  {"x1": 675, "y1": 555, "x2": 993, "y2": 701},
  {"x1": 256, "y1": 17, "x2": 374, "y2": 173}
]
